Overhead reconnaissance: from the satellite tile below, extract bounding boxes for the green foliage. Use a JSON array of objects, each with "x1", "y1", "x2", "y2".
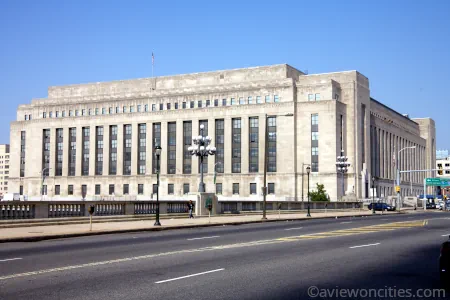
[{"x1": 309, "y1": 183, "x2": 330, "y2": 202}]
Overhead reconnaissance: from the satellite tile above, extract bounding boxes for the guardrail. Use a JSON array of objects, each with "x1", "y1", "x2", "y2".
[{"x1": 0, "y1": 200, "x2": 363, "y2": 220}]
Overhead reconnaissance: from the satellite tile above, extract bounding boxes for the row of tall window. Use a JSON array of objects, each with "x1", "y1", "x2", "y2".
[
  {"x1": 311, "y1": 114, "x2": 319, "y2": 172},
  {"x1": 30, "y1": 119, "x2": 278, "y2": 178},
  {"x1": 33, "y1": 95, "x2": 281, "y2": 121},
  {"x1": 43, "y1": 182, "x2": 276, "y2": 196}
]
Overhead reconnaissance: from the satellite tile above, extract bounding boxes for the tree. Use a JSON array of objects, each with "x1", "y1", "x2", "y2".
[{"x1": 309, "y1": 183, "x2": 329, "y2": 202}]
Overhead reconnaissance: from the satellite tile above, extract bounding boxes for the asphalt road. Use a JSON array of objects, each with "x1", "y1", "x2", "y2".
[{"x1": 0, "y1": 212, "x2": 449, "y2": 299}]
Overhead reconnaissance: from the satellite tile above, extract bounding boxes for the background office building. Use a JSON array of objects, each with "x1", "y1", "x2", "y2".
[
  {"x1": 9, "y1": 64, "x2": 436, "y2": 205},
  {"x1": 0, "y1": 144, "x2": 10, "y2": 198}
]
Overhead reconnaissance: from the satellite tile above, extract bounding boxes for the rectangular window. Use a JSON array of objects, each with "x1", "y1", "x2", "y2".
[
  {"x1": 123, "y1": 106, "x2": 127, "y2": 113},
  {"x1": 239, "y1": 97, "x2": 245, "y2": 105},
  {"x1": 109, "y1": 184, "x2": 115, "y2": 195},
  {"x1": 152, "y1": 104, "x2": 156, "y2": 111},
  {"x1": 231, "y1": 98, "x2": 236, "y2": 105},
  {"x1": 308, "y1": 94, "x2": 314, "y2": 101},
  {"x1": 153, "y1": 184, "x2": 158, "y2": 195},
  {"x1": 198, "y1": 100, "x2": 202, "y2": 108},
  {"x1": 215, "y1": 119, "x2": 224, "y2": 173},
  {"x1": 274, "y1": 95, "x2": 279, "y2": 102},
  {"x1": 115, "y1": 107, "x2": 120, "y2": 114},
  {"x1": 311, "y1": 114, "x2": 319, "y2": 172},
  {"x1": 102, "y1": 108, "x2": 106, "y2": 115},
  {"x1": 95, "y1": 184, "x2": 101, "y2": 195},
  {"x1": 182, "y1": 102, "x2": 187, "y2": 109},
  {"x1": 138, "y1": 124, "x2": 146, "y2": 175},
  {"x1": 190, "y1": 101, "x2": 195, "y2": 108},
  {"x1": 138, "y1": 184, "x2": 144, "y2": 195},
  {"x1": 168, "y1": 122, "x2": 176, "y2": 174},
  {"x1": 256, "y1": 96, "x2": 262, "y2": 104},
  {"x1": 167, "y1": 103, "x2": 171, "y2": 110},
  {"x1": 159, "y1": 103, "x2": 163, "y2": 110},
  {"x1": 123, "y1": 184, "x2": 129, "y2": 195},
  {"x1": 20, "y1": 131, "x2": 26, "y2": 177},
  {"x1": 268, "y1": 117, "x2": 277, "y2": 172},
  {"x1": 109, "y1": 107, "x2": 113, "y2": 114},
  {"x1": 233, "y1": 183, "x2": 239, "y2": 195},
  {"x1": 137, "y1": 105, "x2": 141, "y2": 112},
  {"x1": 268, "y1": 183, "x2": 275, "y2": 194},
  {"x1": 75, "y1": 110, "x2": 79, "y2": 116},
  {"x1": 315, "y1": 93, "x2": 321, "y2": 101},
  {"x1": 232, "y1": 119, "x2": 241, "y2": 173},
  {"x1": 216, "y1": 183, "x2": 222, "y2": 194},
  {"x1": 183, "y1": 121, "x2": 192, "y2": 174},
  {"x1": 250, "y1": 183, "x2": 256, "y2": 195},
  {"x1": 95, "y1": 108, "x2": 100, "y2": 115},
  {"x1": 168, "y1": 184, "x2": 174, "y2": 195},
  {"x1": 265, "y1": 95, "x2": 270, "y2": 103},
  {"x1": 42, "y1": 129, "x2": 50, "y2": 176},
  {"x1": 55, "y1": 185, "x2": 60, "y2": 195},
  {"x1": 55, "y1": 111, "x2": 59, "y2": 118},
  {"x1": 214, "y1": 99, "x2": 219, "y2": 107},
  {"x1": 68, "y1": 185, "x2": 74, "y2": 195},
  {"x1": 222, "y1": 99, "x2": 227, "y2": 106},
  {"x1": 69, "y1": 128, "x2": 76, "y2": 176},
  {"x1": 144, "y1": 104, "x2": 148, "y2": 112},
  {"x1": 249, "y1": 117, "x2": 259, "y2": 172},
  {"x1": 123, "y1": 125, "x2": 132, "y2": 175},
  {"x1": 95, "y1": 126, "x2": 104, "y2": 175},
  {"x1": 152, "y1": 123, "x2": 161, "y2": 174},
  {"x1": 248, "y1": 96, "x2": 253, "y2": 104},
  {"x1": 109, "y1": 125, "x2": 118, "y2": 175},
  {"x1": 175, "y1": 102, "x2": 178, "y2": 109},
  {"x1": 82, "y1": 127, "x2": 90, "y2": 176},
  {"x1": 199, "y1": 120, "x2": 208, "y2": 173},
  {"x1": 183, "y1": 183, "x2": 190, "y2": 194},
  {"x1": 55, "y1": 128, "x2": 63, "y2": 176},
  {"x1": 206, "y1": 100, "x2": 210, "y2": 107}
]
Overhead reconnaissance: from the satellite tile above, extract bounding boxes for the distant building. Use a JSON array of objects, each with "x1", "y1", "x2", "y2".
[
  {"x1": 0, "y1": 144, "x2": 10, "y2": 198},
  {"x1": 437, "y1": 149, "x2": 449, "y2": 160},
  {"x1": 437, "y1": 157, "x2": 450, "y2": 177}
]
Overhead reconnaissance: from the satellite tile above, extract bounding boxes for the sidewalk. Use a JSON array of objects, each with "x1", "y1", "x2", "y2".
[{"x1": 0, "y1": 210, "x2": 407, "y2": 243}]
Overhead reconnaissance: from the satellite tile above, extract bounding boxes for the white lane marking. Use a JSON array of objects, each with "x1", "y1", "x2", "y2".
[
  {"x1": 155, "y1": 268, "x2": 224, "y2": 284},
  {"x1": 340, "y1": 222, "x2": 353, "y2": 224},
  {"x1": 0, "y1": 258, "x2": 22, "y2": 262},
  {"x1": 349, "y1": 243, "x2": 380, "y2": 249},
  {"x1": 380, "y1": 219, "x2": 388, "y2": 220},
  {"x1": 285, "y1": 227, "x2": 303, "y2": 231},
  {"x1": 441, "y1": 234, "x2": 450, "y2": 237},
  {"x1": 187, "y1": 236, "x2": 220, "y2": 241}
]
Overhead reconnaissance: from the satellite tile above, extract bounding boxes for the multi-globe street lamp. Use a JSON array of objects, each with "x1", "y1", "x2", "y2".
[
  {"x1": 154, "y1": 145, "x2": 162, "y2": 226},
  {"x1": 188, "y1": 124, "x2": 216, "y2": 193},
  {"x1": 336, "y1": 150, "x2": 350, "y2": 201}
]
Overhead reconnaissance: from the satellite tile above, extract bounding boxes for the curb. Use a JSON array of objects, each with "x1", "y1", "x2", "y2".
[{"x1": 0, "y1": 211, "x2": 406, "y2": 243}]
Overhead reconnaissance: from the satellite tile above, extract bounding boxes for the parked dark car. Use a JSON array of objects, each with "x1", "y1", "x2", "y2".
[
  {"x1": 440, "y1": 236, "x2": 450, "y2": 284},
  {"x1": 368, "y1": 202, "x2": 395, "y2": 211}
]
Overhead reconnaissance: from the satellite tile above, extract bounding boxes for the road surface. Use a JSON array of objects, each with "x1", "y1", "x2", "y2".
[{"x1": 0, "y1": 212, "x2": 448, "y2": 299}]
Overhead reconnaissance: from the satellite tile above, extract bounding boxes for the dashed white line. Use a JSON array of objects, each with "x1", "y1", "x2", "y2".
[
  {"x1": 441, "y1": 234, "x2": 450, "y2": 237},
  {"x1": 155, "y1": 268, "x2": 224, "y2": 284},
  {"x1": 284, "y1": 227, "x2": 303, "y2": 231},
  {"x1": 380, "y1": 219, "x2": 388, "y2": 220},
  {"x1": 340, "y1": 222, "x2": 353, "y2": 224},
  {"x1": 187, "y1": 236, "x2": 220, "y2": 241},
  {"x1": 0, "y1": 258, "x2": 22, "y2": 262},
  {"x1": 349, "y1": 243, "x2": 380, "y2": 249}
]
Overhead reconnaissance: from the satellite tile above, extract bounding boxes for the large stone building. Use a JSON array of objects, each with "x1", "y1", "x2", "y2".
[
  {"x1": 9, "y1": 64, "x2": 436, "y2": 207},
  {"x1": 0, "y1": 144, "x2": 10, "y2": 198}
]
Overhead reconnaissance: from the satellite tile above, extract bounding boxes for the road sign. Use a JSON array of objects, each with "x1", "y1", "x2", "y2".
[
  {"x1": 426, "y1": 178, "x2": 450, "y2": 186},
  {"x1": 395, "y1": 186, "x2": 401, "y2": 193}
]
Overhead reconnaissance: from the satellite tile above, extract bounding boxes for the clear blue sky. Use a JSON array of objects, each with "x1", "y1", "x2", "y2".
[{"x1": 1, "y1": 0, "x2": 449, "y2": 148}]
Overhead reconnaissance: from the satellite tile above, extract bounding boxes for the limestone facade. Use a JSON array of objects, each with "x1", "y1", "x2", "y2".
[{"x1": 9, "y1": 64, "x2": 436, "y2": 203}]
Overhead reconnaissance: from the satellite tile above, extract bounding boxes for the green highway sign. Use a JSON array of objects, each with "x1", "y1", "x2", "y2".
[{"x1": 426, "y1": 178, "x2": 450, "y2": 186}]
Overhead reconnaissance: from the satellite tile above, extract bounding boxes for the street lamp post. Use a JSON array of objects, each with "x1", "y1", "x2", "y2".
[
  {"x1": 262, "y1": 113, "x2": 294, "y2": 220},
  {"x1": 336, "y1": 150, "x2": 351, "y2": 201},
  {"x1": 372, "y1": 176, "x2": 376, "y2": 214},
  {"x1": 188, "y1": 124, "x2": 216, "y2": 193},
  {"x1": 306, "y1": 166, "x2": 311, "y2": 217},
  {"x1": 396, "y1": 146, "x2": 416, "y2": 210},
  {"x1": 154, "y1": 145, "x2": 162, "y2": 226}
]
